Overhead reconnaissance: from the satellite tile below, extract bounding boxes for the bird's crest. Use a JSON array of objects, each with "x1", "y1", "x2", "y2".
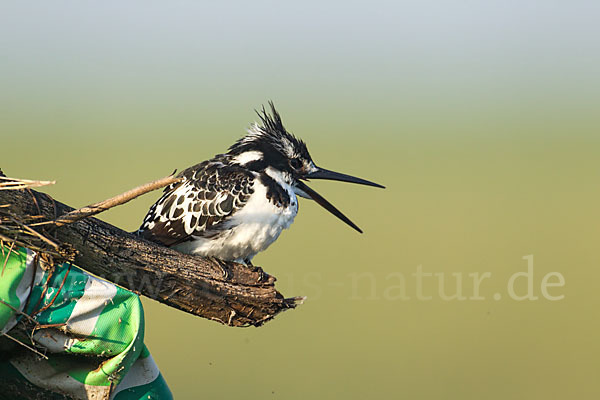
[{"x1": 228, "y1": 101, "x2": 310, "y2": 161}]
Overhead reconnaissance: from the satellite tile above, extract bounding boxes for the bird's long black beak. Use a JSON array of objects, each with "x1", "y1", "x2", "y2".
[
  {"x1": 297, "y1": 166, "x2": 384, "y2": 233},
  {"x1": 305, "y1": 167, "x2": 385, "y2": 189}
]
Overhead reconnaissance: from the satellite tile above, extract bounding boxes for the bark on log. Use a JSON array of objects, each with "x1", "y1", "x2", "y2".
[{"x1": 0, "y1": 188, "x2": 301, "y2": 327}]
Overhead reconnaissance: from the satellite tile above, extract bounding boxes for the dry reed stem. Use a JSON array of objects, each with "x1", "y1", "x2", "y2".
[
  {"x1": 53, "y1": 175, "x2": 182, "y2": 226},
  {"x1": 0, "y1": 177, "x2": 55, "y2": 190}
]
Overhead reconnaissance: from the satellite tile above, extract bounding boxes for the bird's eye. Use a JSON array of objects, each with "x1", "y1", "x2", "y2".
[{"x1": 290, "y1": 159, "x2": 302, "y2": 170}]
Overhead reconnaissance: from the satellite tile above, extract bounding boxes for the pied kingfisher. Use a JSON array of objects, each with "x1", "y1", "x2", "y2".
[{"x1": 138, "y1": 103, "x2": 384, "y2": 264}]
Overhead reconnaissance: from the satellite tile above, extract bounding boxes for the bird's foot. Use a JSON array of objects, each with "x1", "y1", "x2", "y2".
[
  {"x1": 244, "y1": 258, "x2": 266, "y2": 283},
  {"x1": 254, "y1": 266, "x2": 266, "y2": 283},
  {"x1": 214, "y1": 259, "x2": 230, "y2": 280}
]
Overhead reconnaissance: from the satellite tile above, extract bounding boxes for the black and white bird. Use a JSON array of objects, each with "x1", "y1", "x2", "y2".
[{"x1": 138, "y1": 103, "x2": 384, "y2": 265}]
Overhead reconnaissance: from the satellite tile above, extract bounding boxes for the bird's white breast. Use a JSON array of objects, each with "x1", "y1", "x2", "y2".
[{"x1": 173, "y1": 176, "x2": 298, "y2": 262}]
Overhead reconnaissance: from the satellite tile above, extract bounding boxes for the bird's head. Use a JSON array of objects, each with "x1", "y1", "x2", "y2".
[{"x1": 228, "y1": 102, "x2": 385, "y2": 233}]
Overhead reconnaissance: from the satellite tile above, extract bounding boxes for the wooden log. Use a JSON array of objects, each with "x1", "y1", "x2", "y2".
[{"x1": 0, "y1": 187, "x2": 301, "y2": 328}]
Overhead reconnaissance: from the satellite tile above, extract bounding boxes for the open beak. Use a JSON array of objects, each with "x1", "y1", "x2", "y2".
[{"x1": 296, "y1": 166, "x2": 385, "y2": 234}]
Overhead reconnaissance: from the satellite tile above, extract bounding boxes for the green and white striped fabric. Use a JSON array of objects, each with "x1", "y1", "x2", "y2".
[{"x1": 0, "y1": 245, "x2": 172, "y2": 399}]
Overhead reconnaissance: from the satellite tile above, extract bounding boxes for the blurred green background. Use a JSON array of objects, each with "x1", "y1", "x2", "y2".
[{"x1": 2, "y1": 1, "x2": 599, "y2": 398}]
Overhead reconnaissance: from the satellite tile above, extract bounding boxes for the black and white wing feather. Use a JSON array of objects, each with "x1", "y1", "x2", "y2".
[{"x1": 138, "y1": 159, "x2": 255, "y2": 246}]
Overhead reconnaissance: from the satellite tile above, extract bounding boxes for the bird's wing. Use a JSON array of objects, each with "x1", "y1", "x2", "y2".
[{"x1": 138, "y1": 160, "x2": 255, "y2": 246}]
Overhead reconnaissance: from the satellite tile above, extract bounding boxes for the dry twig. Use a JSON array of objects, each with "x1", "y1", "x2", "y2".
[
  {"x1": 0, "y1": 176, "x2": 55, "y2": 191},
  {"x1": 53, "y1": 174, "x2": 182, "y2": 226}
]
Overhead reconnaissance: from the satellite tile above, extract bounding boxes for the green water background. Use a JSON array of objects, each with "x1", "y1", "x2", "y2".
[{"x1": 2, "y1": 2, "x2": 599, "y2": 398}]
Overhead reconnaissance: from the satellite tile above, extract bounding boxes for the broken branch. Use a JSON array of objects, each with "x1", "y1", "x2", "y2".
[{"x1": 0, "y1": 179, "x2": 301, "y2": 328}]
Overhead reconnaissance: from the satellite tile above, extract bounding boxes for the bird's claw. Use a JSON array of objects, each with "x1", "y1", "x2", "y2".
[
  {"x1": 243, "y1": 259, "x2": 266, "y2": 283},
  {"x1": 215, "y1": 259, "x2": 230, "y2": 280}
]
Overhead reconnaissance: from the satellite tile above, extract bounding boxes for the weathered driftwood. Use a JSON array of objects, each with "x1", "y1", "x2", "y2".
[{"x1": 0, "y1": 187, "x2": 301, "y2": 328}]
